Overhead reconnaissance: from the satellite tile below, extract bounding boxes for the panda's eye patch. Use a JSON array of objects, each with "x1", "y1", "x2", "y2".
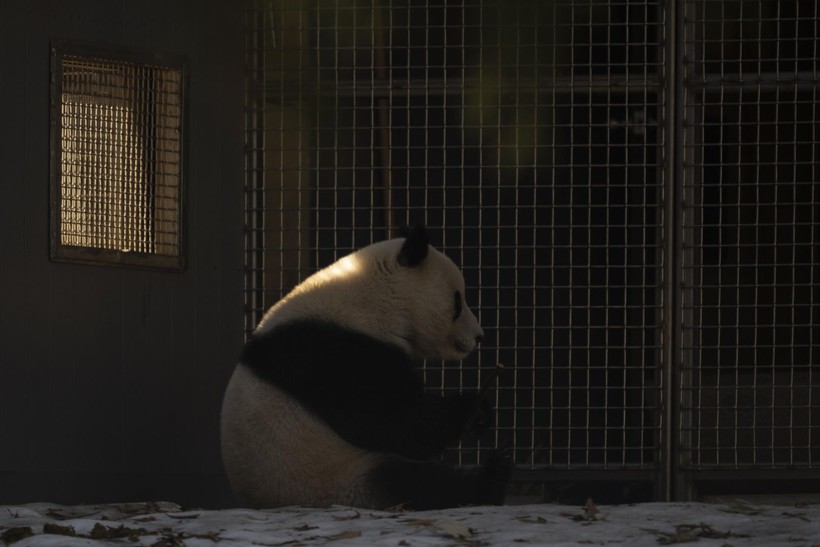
[{"x1": 453, "y1": 290, "x2": 462, "y2": 320}]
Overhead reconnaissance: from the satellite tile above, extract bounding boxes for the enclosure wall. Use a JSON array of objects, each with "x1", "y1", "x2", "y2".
[{"x1": 0, "y1": 0, "x2": 245, "y2": 507}]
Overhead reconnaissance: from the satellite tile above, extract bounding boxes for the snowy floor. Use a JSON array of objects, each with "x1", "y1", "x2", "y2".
[{"x1": 2, "y1": 499, "x2": 819, "y2": 546}]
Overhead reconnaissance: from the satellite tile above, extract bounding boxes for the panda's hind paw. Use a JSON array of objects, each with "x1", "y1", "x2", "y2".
[{"x1": 479, "y1": 447, "x2": 513, "y2": 505}]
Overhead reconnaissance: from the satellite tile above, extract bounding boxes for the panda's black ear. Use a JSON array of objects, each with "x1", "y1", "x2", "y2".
[{"x1": 397, "y1": 224, "x2": 429, "y2": 267}]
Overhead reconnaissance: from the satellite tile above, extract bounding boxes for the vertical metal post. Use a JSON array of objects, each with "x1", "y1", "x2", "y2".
[
  {"x1": 660, "y1": 0, "x2": 684, "y2": 502},
  {"x1": 373, "y1": 3, "x2": 394, "y2": 239}
]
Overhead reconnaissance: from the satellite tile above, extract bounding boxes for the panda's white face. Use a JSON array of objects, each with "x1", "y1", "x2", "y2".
[
  {"x1": 256, "y1": 230, "x2": 484, "y2": 361},
  {"x1": 395, "y1": 245, "x2": 484, "y2": 360}
]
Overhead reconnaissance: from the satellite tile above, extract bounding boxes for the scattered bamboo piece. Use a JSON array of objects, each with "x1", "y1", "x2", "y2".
[{"x1": 478, "y1": 363, "x2": 505, "y2": 399}]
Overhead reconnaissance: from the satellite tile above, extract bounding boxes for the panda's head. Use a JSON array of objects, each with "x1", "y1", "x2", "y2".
[
  {"x1": 258, "y1": 225, "x2": 484, "y2": 361},
  {"x1": 388, "y1": 225, "x2": 485, "y2": 360}
]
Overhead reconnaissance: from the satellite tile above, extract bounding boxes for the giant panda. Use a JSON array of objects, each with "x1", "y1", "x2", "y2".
[{"x1": 220, "y1": 225, "x2": 511, "y2": 510}]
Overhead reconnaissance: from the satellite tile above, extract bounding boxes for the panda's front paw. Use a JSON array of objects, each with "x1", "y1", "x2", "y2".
[
  {"x1": 459, "y1": 392, "x2": 494, "y2": 434},
  {"x1": 473, "y1": 397, "x2": 493, "y2": 433}
]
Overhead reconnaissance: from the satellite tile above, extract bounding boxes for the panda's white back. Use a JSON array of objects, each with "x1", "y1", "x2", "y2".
[{"x1": 254, "y1": 236, "x2": 483, "y2": 361}]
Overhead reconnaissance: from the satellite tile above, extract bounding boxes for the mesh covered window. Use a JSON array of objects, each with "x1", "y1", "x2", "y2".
[{"x1": 50, "y1": 43, "x2": 185, "y2": 269}]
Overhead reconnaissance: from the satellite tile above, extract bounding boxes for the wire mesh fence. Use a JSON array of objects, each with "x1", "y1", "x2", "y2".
[
  {"x1": 680, "y1": 0, "x2": 820, "y2": 483},
  {"x1": 245, "y1": 0, "x2": 819, "y2": 499}
]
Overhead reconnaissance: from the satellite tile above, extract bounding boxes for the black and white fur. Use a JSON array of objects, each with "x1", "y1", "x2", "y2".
[{"x1": 220, "y1": 226, "x2": 510, "y2": 509}]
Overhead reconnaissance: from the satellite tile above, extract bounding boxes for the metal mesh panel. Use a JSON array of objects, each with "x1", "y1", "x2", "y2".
[
  {"x1": 680, "y1": 0, "x2": 820, "y2": 474},
  {"x1": 245, "y1": 0, "x2": 665, "y2": 485},
  {"x1": 52, "y1": 47, "x2": 184, "y2": 266}
]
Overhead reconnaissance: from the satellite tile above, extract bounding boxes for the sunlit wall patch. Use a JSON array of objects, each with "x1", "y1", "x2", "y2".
[{"x1": 50, "y1": 42, "x2": 186, "y2": 269}]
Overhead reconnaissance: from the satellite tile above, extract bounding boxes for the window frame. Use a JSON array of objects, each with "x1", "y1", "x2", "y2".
[{"x1": 49, "y1": 40, "x2": 188, "y2": 270}]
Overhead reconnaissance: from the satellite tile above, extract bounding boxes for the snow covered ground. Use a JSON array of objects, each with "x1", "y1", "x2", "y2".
[{"x1": 2, "y1": 499, "x2": 819, "y2": 546}]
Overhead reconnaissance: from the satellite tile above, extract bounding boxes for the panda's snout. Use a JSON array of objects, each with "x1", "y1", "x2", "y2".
[
  {"x1": 472, "y1": 322, "x2": 485, "y2": 347},
  {"x1": 452, "y1": 326, "x2": 483, "y2": 355},
  {"x1": 471, "y1": 324, "x2": 485, "y2": 349}
]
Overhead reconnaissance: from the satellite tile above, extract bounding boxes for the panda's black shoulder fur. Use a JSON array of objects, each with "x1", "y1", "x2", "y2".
[
  {"x1": 240, "y1": 319, "x2": 475, "y2": 460},
  {"x1": 240, "y1": 319, "x2": 419, "y2": 394}
]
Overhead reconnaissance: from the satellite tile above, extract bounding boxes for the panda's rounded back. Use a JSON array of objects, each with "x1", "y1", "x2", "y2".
[{"x1": 254, "y1": 235, "x2": 483, "y2": 361}]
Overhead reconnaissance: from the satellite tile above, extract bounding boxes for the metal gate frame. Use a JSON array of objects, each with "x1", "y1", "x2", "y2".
[{"x1": 675, "y1": 0, "x2": 820, "y2": 500}]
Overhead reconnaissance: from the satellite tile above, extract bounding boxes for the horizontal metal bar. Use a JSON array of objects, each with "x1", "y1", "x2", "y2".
[
  {"x1": 512, "y1": 468, "x2": 656, "y2": 482},
  {"x1": 685, "y1": 71, "x2": 820, "y2": 92},
  {"x1": 683, "y1": 469, "x2": 820, "y2": 480},
  {"x1": 261, "y1": 75, "x2": 663, "y2": 101}
]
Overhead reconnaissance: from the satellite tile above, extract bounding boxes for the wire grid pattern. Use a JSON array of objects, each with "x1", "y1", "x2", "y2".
[
  {"x1": 680, "y1": 0, "x2": 820, "y2": 470},
  {"x1": 59, "y1": 54, "x2": 183, "y2": 256},
  {"x1": 246, "y1": 9, "x2": 268, "y2": 333},
  {"x1": 245, "y1": 0, "x2": 665, "y2": 472}
]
